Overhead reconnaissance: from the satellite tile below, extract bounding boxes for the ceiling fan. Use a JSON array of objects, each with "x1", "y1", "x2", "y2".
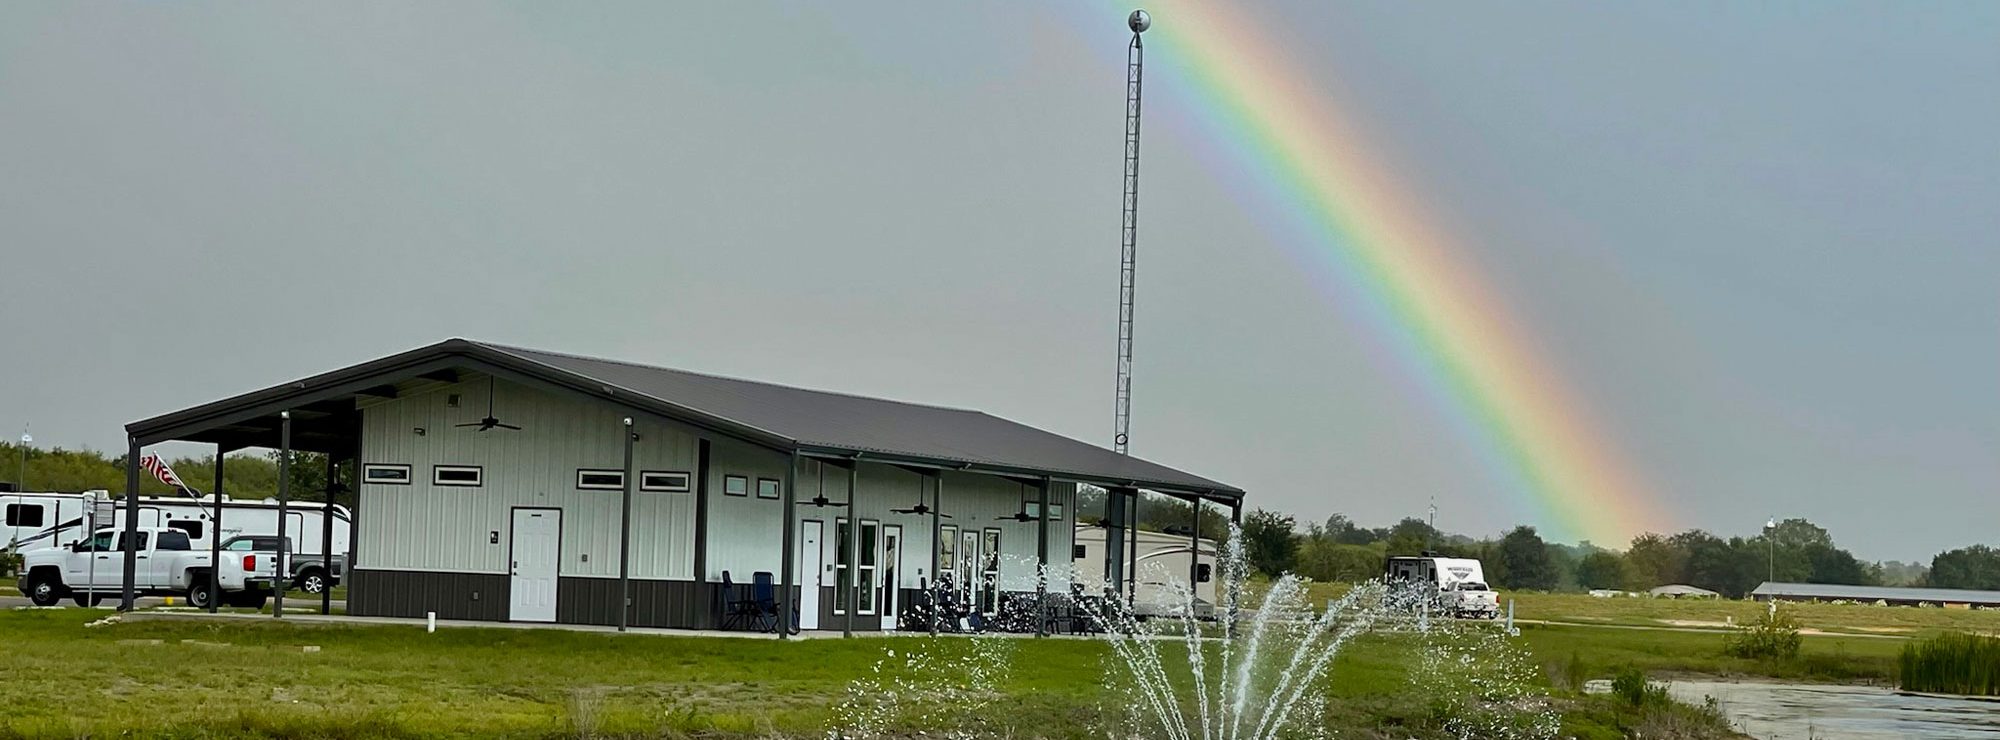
[
  {"x1": 801, "y1": 460, "x2": 849, "y2": 508},
  {"x1": 455, "y1": 378, "x2": 522, "y2": 432},
  {"x1": 993, "y1": 481, "x2": 1038, "y2": 521},
  {"x1": 891, "y1": 487, "x2": 951, "y2": 519}
]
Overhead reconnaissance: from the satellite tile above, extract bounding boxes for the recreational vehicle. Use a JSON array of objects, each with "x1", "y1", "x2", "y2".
[
  {"x1": 1383, "y1": 555, "x2": 1498, "y2": 618},
  {"x1": 1073, "y1": 524, "x2": 1217, "y2": 618},
  {"x1": 0, "y1": 490, "x2": 349, "y2": 592}
]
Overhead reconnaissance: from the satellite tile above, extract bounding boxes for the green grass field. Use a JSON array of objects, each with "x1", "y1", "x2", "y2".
[
  {"x1": 0, "y1": 609, "x2": 1755, "y2": 739},
  {"x1": 1290, "y1": 582, "x2": 2000, "y2": 636}
]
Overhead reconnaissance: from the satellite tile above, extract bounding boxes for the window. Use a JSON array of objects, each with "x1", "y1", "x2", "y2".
[
  {"x1": 756, "y1": 478, "x2": 781, "y2": 500},
  {"x1": 1024, "y1": 501, "x2": 1065, "y2": 520},
  {"x1": 1049, "y1": 503, "x2": 1064, "y2": 520},
  {"x1": 167, "y1": 520, "x2": 204, "y2": 540},
  {"x1": 1072, "y1": 544, "x2": 1088, "y2": 560},
  {"x1": 859, "y1": 520, "x2": 880, "y2": 615},
  {"x1": 157, "y1": 531, "x2": 192, "y2": 551},
  {"x1": 225, "y1": 536, "x2": 289, "y2": 552},
  {"x1": 980, "y1": 529, "x2": 1002, "y2": 614},
  {"x1": 576, "y1": 469, "x2": 625, "y2": 490},
  {"x1": 4, "y1": 503, "x2": 44, "y2": 527},
  {"x1": 78, "y1": 530, "x2": 139, "y2": 552},
  {"x1": 363, "y1": 464, "x2": 412, "y2": 485},
  {"x1": 938, "y1": 524, "x2": 958, "y2": 589},
  {"x1": 723, "y1": 475, "x2": 749, "y2": 497},
  {"x1": 432, "y1": 465, "x2": 483, "y2": 487},
  {"x1": 834, "y1": 518, "x2": 851, "y2": 615},
  {"x1": 1197, "y1": 563, "x2": 1213, "y2": 583},
  {"x1": 640, "y1": 471, "x2": 692, "y2": 492}
]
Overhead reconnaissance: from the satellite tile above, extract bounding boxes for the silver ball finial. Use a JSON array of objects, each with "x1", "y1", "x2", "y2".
[{"x1": 1128, "y1": 9, "x2": 1150, "y2": 34}]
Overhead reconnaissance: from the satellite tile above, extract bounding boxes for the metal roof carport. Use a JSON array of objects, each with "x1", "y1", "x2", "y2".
[{"x1": 118, "y1": 338, "x2": 1245, "y2": 635}]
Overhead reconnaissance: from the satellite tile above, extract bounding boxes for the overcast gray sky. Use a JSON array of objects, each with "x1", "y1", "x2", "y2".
[{"x1": 2, "y1": 2, "x2": 1994, "y2": 561}]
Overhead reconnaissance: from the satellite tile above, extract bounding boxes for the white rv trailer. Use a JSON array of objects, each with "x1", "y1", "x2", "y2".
[
  {"x1": 1073, "y1": 524, "x2": 1218, "y2": 617},
  {"x1": 0, "y1": 490, "x2": 349, "y2": 561}
]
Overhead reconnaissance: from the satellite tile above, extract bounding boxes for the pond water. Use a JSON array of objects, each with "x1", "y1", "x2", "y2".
[{"x1": 1667, "y1": 679, "x2": 2000, "y2": 739}]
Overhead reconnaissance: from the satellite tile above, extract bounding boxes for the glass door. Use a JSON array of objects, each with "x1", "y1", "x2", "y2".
[
  {"x1": 880, "y1": 525, "x2": 901, "y2": 629},
  {"x1": 858, "y1": 520, "x2": 879, "y2": 616},
  {"x1": 980, "y1": 529, "x2": 1001, "y2": 615},
  {"x1": 959, "y1": 529, "x2": 979, "y2": 605}
]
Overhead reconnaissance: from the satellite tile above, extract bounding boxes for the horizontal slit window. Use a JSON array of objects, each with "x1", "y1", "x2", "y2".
[
  {"x1": 363, "y1": 464, "x2": 412, "y2": 485},
  {"x1": 5, "y1": 503, "x2": 45, "y2": 527},
  {"x1": 432, "y1": 465, "x2": 483, "y2": 487},
  {"x1": 723, "y1": 475, "x2": 749, "y2": 497},
  {"x1": 640, "y1": 471, "x2": 691, "y2": 493},
  {"x1": 756, "y1": 478, "x2": 781, "y2": 500},
  {"x1": 576, "y1": 469, "x2": 625, "y2": 490}
]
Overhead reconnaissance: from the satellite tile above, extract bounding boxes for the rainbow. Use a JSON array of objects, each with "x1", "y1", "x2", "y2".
[{"x1": 1072, "y1": 4, "x2": 1668, "y2": 544}]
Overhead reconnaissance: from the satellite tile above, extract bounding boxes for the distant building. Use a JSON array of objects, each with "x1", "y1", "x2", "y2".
[
  {"x1": 1649, "y1": 584, "x2": 1719, "y2": 599},
  {"x1": 1751, "y1": 582, "x2": 2000, "y2": 608}
]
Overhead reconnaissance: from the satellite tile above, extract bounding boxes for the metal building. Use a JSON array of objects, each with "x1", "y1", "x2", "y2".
[{"x1": 120, "y1": 339, "x2": 1241, "y2": 633}]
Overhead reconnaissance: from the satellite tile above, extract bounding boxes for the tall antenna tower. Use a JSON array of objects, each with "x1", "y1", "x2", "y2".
[{"x1": 1112, "y1": 8, "x2": 1149, "y2": 455}]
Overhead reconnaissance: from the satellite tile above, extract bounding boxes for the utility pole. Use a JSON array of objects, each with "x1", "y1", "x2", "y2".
[
  {"x1": 1426, "y1": 496, "x2": 1436, "y2": 553},
  {"x1": 1111, "y1": 8, "x2": 1149, "y2": 455},
  {"x1": 17, "y1": 430, "x2": 29, "y2": 491}
]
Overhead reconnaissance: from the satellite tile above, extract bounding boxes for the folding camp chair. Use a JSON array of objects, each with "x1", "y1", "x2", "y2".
[
  {"x1": 719, "y1": 571, "x2": 760, "y2": 631},
  {"x1": 749, "y1": 571, "x2": 800, "y2": 634}
]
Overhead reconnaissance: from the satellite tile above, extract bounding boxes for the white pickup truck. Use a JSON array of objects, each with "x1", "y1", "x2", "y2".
[{"x1": 15, "y1": 527, "x2": 275, "y2": 609}]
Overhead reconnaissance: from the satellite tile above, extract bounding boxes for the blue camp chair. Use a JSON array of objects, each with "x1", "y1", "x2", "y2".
[{"x1": 719, "y1": 571, "x2": 759, "y2": 631}]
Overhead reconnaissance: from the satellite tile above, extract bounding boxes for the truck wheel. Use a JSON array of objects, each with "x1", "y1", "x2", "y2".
[
  {"x1": 187, "y1": 581, "x2": 215, "y2": 609},
  {"x1": 25, "y1": 574, "x2": 66, "y2": 607},
  {"x1": 295, "y1": 567, "x2": 328, "y2": 595}
]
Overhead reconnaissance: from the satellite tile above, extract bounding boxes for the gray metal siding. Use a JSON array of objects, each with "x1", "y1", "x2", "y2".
[
  {"x1": 556, "y1": 577, "x2": 712, "y2": 628},
  {"x1": 699, "y1": 436, "x2": 791, "y2": 581},
  {"x1": 347, "y1": 568, "x2": 509, "y2": 621},
  {"x1": 358, "y1": 377, "x2": 697, "y2": 579}
]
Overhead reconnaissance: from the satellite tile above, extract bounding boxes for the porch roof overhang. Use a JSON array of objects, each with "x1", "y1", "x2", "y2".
[{"x1": 126, "y1": 339, "x2": 1245, "y2": 504}]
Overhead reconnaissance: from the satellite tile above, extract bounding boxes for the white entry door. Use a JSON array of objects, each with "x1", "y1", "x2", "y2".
[
  {"x1": 798, "y1": 520, "x2": 823, "y2": 630},
  {"x1": 880, "y1": 525, "x2": 902, "y2": 630},
  {"x1": 509, "y1": 509, "x2": 561, "y2": 622}
]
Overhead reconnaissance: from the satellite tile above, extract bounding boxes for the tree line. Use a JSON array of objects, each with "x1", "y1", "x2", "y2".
[
  {"x1": 1, "y1": 441, "x2": 343, "y2": 503},
  {"x1": 1228, "y1": 508, "x2": 1995, "y2": 597}
]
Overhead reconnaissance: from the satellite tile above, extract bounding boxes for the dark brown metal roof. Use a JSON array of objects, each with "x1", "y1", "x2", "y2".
[{"x1": 128, "y1": 339, "x2": 1242, "y2": 498}]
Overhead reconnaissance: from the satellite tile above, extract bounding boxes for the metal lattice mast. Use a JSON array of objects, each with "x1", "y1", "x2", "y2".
[{"x1": 1113, "y1": 9, "x2": 1149, "y2": 455}]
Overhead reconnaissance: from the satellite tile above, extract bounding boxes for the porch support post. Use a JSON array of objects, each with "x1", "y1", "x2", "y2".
[
  {"x1": 693, "y1": 439, "x2": 710, "y2": 588},
  {"x1": 1228, "y1": 499, "x2": 1243, "y2": 639},
  {"x1": 119, "y1": 436, "x2": 140, "y2": 611},
  {"x1": 1126, "y1": 489, "x2": 1140, "y2": 609},
  {"x1": 320, "y1": 454, "x2": 336, "y2": 615},
  {"x1": 843, "y1": 462, "x2": 858, "y2": 638},
  {"x1": 1103, "y1": 488, "x2": 1124, "y2": 599},
  {"x1": 777, "y1": 450, "x2": 799, "y2": 638},
  {"x1": 274, "y1": 411, "x2": 291, "y2": 619},
  {"x1": 209, "y1": 447, "x2": 224, "y2": 613},
  {"x1": 929, "y1": 472, "x2": 943, "y2": 636},
  {"x1": 618, "y1": 417, "x2": 635, "y2": 632},
  {"x1": 1187, "y1": 497, "x2": 1202, "y2": 597},
  {"x1": 1035, "y1": 475, "x2": 1050, "y2": 637}
]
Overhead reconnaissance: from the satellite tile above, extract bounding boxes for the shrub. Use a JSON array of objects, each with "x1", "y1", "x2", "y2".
[
  {"x1": 1608, "y1": 667, "x2": 1671, "y2": 708},
  {"x1": 1900, "y1": 632, "x2": 2000, "y2": 696},
  {"x1": 1724, "y1": 605, "x2": 1801, "y2": 660}
]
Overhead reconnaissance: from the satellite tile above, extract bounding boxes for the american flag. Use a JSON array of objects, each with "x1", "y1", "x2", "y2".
[{"x1": 139, "y1": 453, "x2": 187, "y2": 492}]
